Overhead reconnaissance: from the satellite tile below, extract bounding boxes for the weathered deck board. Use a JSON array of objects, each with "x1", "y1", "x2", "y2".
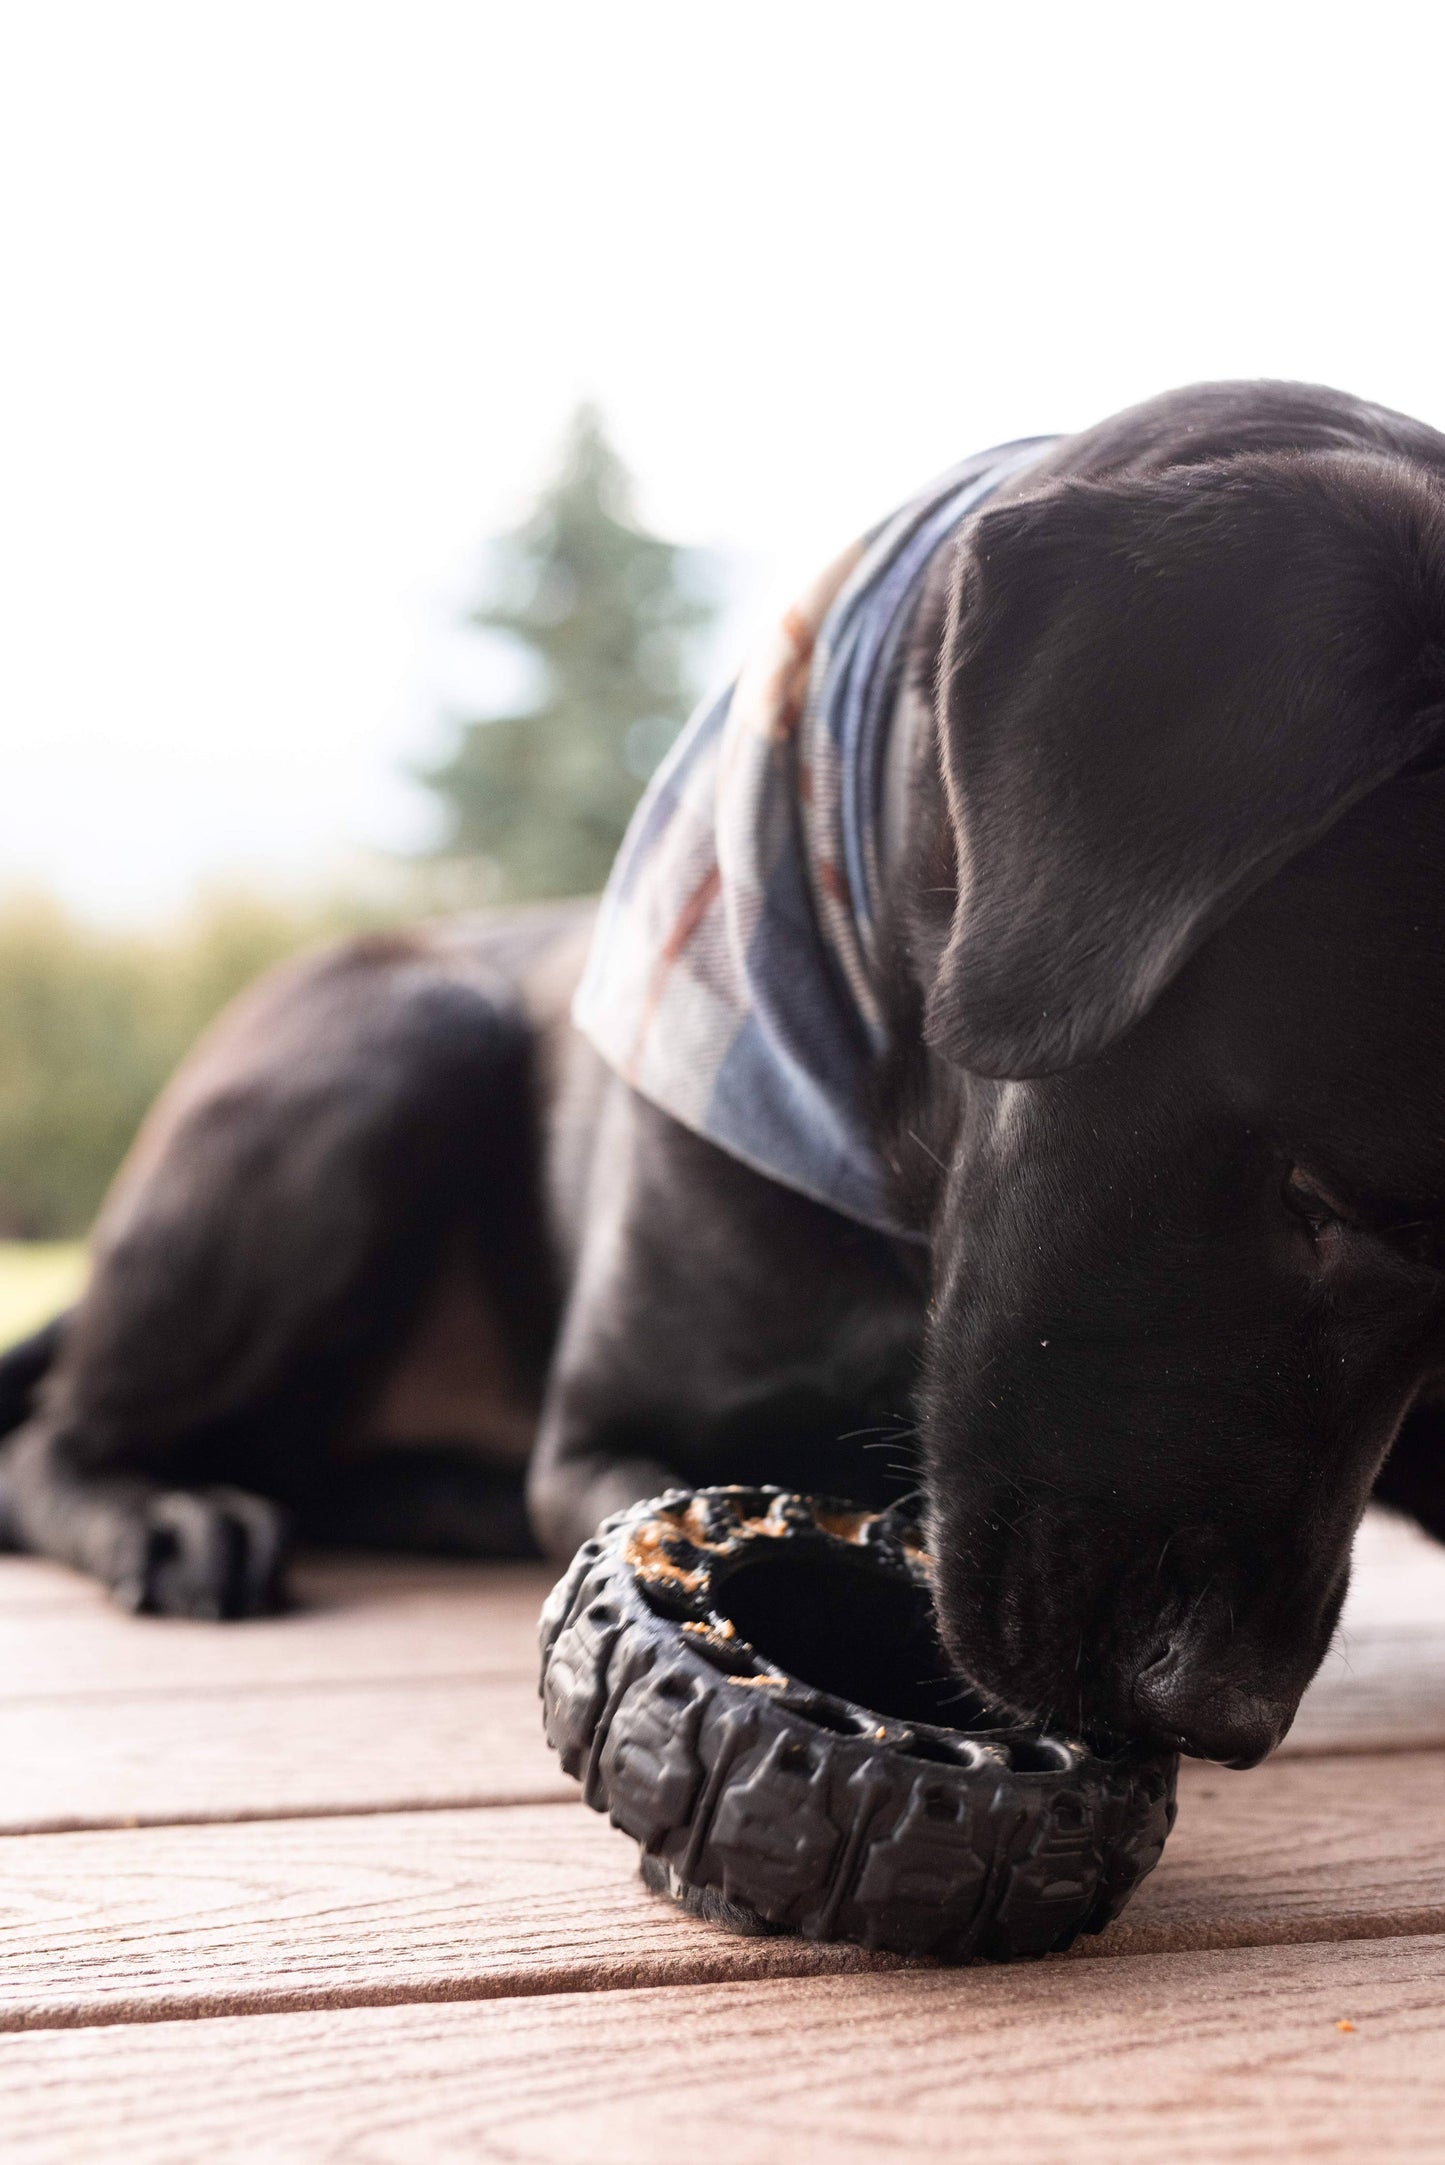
[
  {"x1": 0, "y1": 1509, "x2": 1435, "y2": 1720},
  {"x1": 0, "y1": 1560, "x2": 552, "y2": 1700},
  {"x1": 0, "y1": 1804, "x2": 898, "y2": 2030},
  {"x1": 0, "y1": 1506, "x2": 1434, "y2": 1704},
  {"x1": 4, "y1": 1646, "x2": 1435, "y2": 1840},
  {"x1": 0, "y1": 1550, "x2": 525, "y2": 1615},
  {"x1": 0, "y1": 1511, "x2": 1438, "y2": 2156},
  {"x1": 1283, "y1": 1629, "x2": 1445, "y2": 1756},
  {"x1": 1, "y1": 1751, "x2": 1442, "y2": 2030},
  {"x1": 0, "y1": 1676, "x2": 571, "y2": 1833},
  {"x1": 1100, "y1": 1749, "x2": 1445, "y2": 1954},
  {"x1": 0, "y1": 1935, "x2": 1441, "y2": 2164},
  {"x1": 0, "y1": 1509, "x2": 1437, "y2": 1834}
]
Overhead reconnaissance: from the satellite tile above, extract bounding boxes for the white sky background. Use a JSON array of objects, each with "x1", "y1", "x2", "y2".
[{"x1": 3, "y1": 0, "x2": 1444, "y2": 920}]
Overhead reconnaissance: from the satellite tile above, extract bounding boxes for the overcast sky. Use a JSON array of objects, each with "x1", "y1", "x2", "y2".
[{"x1": 5, "y1": 1, "x2": 1444, "y2": 918}]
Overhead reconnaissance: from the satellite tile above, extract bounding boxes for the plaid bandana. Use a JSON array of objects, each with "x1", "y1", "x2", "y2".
[{"x1": 572, "y1": 438, "x2": 1054, "y2": 1239}]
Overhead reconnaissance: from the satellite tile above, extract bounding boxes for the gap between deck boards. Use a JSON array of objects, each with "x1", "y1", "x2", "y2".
[
  {"x1": 0, "y1": 1513, "x2": 1439, "y2": 2049},
  {"x1": 8, "y1": 1791, "x2": 580, "y2": 1836},
  {"x1": 3, "y1": 1747, "x2": 1444, "y2": 2036},
  {"x1": 8, "y1": 1887, "x2": 1445, "y2": 2035},
  {"x1": 6, "y1": 1731, "x2": 1440, "y2": 1841},
  {"x1": 0, "y1": 1944, "x2": 912, "y2": 2036},
  {"x1": 4, "y1": 1940, "x2": 1438, "y2": 2165}
]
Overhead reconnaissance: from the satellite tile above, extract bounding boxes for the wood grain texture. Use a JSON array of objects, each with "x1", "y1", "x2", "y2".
[
  {"x1": 0, "y1": 1514, "x2": 1438, "y2": 2157},
  {"x1": 1, "y1": 1752, "x2": 1443, "y2": 2030},
  {"x1": 0, "y1": 1675, "x2": 570, "y2": 1833},
  {"x1": 0, "y1": 1559, "x2": 553, "y2": 1702},
  {"x1": 1100, "y1": 1750, "x2": 1445, "y2": 1955},
  {"x1": 0, "y1": 1547, "x2": 547, "y2": 1606},
  {"x1": 0, "y1": 1804, "x2": 898, "y2": 2030},
  {"x1": 0, "y1": 1506, "x2": 1435, "y2": 1712},
  {"x1": 1285, "y1": 1629, "x2": 1445, "y2": 1756},
  {"x1": 6, "y1": 1643, "x2": 1434, "y2": 1840},
  {"x1": 1, "y1": 1935, "x2": 1442, "y2": 2164},
  {"x1": 0, "y1": 1509, "x2": 1437, "y2": 1831}
]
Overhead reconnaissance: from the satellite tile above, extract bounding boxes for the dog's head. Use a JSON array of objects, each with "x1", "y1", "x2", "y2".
[{"x1": 913, "y1": 440, "x2": 1445, "y2": 1764}]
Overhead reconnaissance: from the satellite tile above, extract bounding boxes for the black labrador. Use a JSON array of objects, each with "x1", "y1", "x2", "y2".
[{"x1": 6, "y1": 379, "x2": 1445, "y2": 1772}]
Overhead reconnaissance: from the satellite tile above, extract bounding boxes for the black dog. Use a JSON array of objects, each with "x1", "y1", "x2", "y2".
[{"x1": 6, "y1": 379, "x2": 1445, "y2": 1773}]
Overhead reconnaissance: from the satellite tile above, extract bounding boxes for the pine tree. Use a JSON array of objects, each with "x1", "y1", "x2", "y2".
[{"x1": 419, "y1": 406, "x2": 717, "y2": 898}]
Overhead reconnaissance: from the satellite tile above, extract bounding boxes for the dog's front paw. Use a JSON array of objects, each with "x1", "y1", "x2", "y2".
[{"x1": 111, "y1": 1487, "x2": 289, "y2": 1619}]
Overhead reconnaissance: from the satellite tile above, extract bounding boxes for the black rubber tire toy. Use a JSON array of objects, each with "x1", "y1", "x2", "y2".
[{"x1": 539, "y1": 1486, "x2": 1178, "y2": 1963}]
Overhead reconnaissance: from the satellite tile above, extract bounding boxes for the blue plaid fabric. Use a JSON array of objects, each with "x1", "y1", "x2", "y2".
[{"x1": 573, "y1": 438, "x2": 1053, "y2": 1238}]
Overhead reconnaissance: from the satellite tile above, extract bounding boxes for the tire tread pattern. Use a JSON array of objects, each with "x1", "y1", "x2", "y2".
[{"x1": 540, "y1": 1489, "x2": 1177, "y2": 1963}]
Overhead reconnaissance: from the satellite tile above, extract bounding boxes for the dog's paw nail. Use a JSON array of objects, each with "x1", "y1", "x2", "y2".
[{"x1": 112, "y1": 1488, "x2": 290, "y2": 1619}]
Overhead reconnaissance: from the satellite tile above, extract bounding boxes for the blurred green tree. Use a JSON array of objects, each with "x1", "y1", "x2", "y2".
[
  {"x1": 418, "y1": 405, "x2": 717, "y2": 897},
  {"x1": 0, "y1": 409, "x2": 720, "y2": 1241}
]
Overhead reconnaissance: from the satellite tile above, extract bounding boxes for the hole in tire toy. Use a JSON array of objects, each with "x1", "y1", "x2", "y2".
[{"x1": 539, "y1": 1486, "x2": 1178, "y2": 1963}]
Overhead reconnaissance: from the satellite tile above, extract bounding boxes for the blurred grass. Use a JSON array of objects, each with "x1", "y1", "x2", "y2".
[
  {"x1": 0, "y1": 883, "x2": 443, "y2": 1240},
  {"x1": 0, "y1": 1240, "x2": 87, "y2": 1351}
]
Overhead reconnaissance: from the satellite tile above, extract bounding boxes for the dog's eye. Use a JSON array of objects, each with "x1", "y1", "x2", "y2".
[{"x1": 1282, "y1": 1167, "x2": 1348, "y2": 1234}]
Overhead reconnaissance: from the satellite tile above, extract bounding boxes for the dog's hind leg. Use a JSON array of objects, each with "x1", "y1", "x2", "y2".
[
  {"x1": 0, "y1": 1313, "x2": 68, "y2": 1446},
  {"x1": 0, "y1": 927, "x2": 556, "y2": 1613},
  {"x1": 0, "y1": 1312, "x2": 70, "y2": 1551}
]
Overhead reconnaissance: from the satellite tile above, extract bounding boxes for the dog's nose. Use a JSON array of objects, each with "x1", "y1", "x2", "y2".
[{"x1": 1131, "y1": 1654, "x2": 1288, "y2": 1768}]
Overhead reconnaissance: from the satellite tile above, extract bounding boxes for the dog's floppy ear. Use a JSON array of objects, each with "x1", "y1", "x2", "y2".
[{"x1": 926, "y1": 454, "x2": 1445, "y2": 1076}]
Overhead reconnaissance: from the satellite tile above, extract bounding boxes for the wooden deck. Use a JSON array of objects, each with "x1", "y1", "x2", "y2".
[{"x1": 0, "y1": 1511, "x2": 1442, "y2": 2160}]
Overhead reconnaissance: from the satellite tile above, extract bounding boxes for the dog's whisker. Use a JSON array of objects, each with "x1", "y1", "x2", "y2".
[{"x1": 904, "y1": 1126, "x2": 948, "y2": 1174}]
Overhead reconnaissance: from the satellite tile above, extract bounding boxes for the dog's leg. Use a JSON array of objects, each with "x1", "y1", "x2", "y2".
[
  {"x1": 0, "y1": 931, "x2": 553, "y2": 1613},
  {"x1": 529, "y1": 1070, "x2": 926, "y2": 1560},
  {"x1": 0, "y1": 1314, "x2": 69, "y2": 1451},
  {"x1": 1, "y1": 1421, "x2": 287, "y2": 1616}
]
